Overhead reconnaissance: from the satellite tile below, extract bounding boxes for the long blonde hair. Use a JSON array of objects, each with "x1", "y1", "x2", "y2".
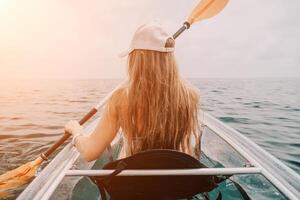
[{"x1": 112, "y1": 38, "x2": 201, "y2": 158}]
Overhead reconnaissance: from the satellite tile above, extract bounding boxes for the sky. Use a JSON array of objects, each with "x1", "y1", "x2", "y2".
[{"x1": 0, "y1": 0, "x2": 299, "y2": 79}]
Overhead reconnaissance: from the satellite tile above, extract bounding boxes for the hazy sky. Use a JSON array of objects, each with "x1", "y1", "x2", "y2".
[{"x1": 0, "y1": 0, "x2": 299, "y2": 79}]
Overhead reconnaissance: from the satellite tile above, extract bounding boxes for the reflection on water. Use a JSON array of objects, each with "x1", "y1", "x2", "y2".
[{"x1": 0, "y1": 78, "x2": 299, "y2": 198}]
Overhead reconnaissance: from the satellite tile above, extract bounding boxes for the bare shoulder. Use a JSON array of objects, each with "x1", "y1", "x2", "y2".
[
  {"x1": 104, "y1": 85, "x2": 128, "y2": 122},
  {"x1": 108, "y1": 85, "x2": 128, "y2": 108}
]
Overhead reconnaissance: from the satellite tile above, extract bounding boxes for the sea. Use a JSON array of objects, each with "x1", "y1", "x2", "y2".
[{"x1": 0, "y1": 78, "x2": 299, "y2": 199}]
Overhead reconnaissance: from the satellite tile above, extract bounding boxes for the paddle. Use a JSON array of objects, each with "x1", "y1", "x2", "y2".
[
  {"x1": 173, "y1": 0, "x2": 229, "y2": 39},
  {"x1": 0, "y1": 0, "x2": 230, "y2": 195},
  {"x1": 0, "y1": 83, "x2": 123, "y2": 193}
]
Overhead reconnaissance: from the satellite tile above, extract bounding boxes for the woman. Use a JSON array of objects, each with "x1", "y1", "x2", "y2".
[{"x1": 65, "y1": 21, "x2": 202, "y2": 162}]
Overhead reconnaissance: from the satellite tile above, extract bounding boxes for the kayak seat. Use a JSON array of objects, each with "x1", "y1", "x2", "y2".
[{"x1": 90, "y1": 149, "x2": 226, "y2": 200}]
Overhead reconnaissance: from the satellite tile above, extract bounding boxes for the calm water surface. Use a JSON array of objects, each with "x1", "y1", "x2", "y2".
[{"x1": 0, "y1": 78, "x2": 299, "y2": 198}]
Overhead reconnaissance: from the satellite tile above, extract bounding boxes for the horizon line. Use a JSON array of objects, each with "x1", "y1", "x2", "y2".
[{"x1": 1, "y1": 76, "x2": 300, "y2": 80}]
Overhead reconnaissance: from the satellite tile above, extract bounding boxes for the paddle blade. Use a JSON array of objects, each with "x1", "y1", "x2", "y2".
[
  {"x1": 0, "y1": 157, "x2": 42, "y2": 193},
  {"x1": 187, "y1": 0, "x2": 229, "y2": 25}
]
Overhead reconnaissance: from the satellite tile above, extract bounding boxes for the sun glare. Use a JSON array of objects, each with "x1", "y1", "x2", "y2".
[
  {"x1": 0, "y1": 0, "x2": 9, "y2": 7},
  {"x1": 0, "y1": 0, "x2": 11, "y2": 13}
]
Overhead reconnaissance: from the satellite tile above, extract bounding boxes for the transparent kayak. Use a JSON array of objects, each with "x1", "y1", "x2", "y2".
[{"x1": 17, "y1": 112, "x2": 300, "y2": 200}]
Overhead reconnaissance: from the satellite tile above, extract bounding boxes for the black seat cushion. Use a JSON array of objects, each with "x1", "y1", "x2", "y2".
[{"x1": 90, "y1": 149, "x2": 219, "y2": 200}]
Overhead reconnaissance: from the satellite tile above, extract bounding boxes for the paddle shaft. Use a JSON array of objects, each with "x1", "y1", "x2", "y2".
[
  {"x1": 39, "y1": 0, "x2": 230, "y2": 160},
  {"x1": 41, "y1": 108, "x2": 98, "y2": 160},
  {"x1": 173, "y1": 22, "x2": 190, "y2": 39}
]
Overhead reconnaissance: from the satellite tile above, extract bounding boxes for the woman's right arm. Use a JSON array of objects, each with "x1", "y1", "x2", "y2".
[
  {"x1": 73, "y1": 104, "x2": 120, "y2": 161},
  {"x1": 65, "y1": 89, "x2": 122, "y2": 161}
]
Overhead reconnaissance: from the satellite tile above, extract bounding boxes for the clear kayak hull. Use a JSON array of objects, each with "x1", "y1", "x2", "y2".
[{"x1": 17, "y1": 112, "x2": 300, "y2": 200}]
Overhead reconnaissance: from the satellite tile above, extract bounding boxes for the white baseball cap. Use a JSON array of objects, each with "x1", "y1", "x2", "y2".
[{"x1": 119, "y1": 21, "x2": 174, "y2": 57}]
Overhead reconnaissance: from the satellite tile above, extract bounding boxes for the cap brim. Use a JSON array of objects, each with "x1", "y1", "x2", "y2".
[{"x1": 119, "y1": 48, "x2": 133, "y2": 58}]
